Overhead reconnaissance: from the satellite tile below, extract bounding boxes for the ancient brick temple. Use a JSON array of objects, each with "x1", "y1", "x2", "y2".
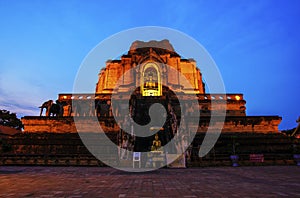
[{"x1": 22, "y1": 40, "x2": 281, "y2": 152}]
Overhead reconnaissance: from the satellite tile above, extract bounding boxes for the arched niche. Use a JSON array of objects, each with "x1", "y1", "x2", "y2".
[{"x1": 141, "y1": 62, "x2": 162, "y2": 96}]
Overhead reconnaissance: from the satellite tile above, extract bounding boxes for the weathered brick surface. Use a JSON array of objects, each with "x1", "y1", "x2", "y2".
[
  {"x1": 0, "y1": 166, "x2": 299, "y2": 197},
  {"x1": 22, "y1": 117, "x2": 120, "y2": 133},
  {"x1": 22, "y1": 116, "x2": 281, "y2": 133}
]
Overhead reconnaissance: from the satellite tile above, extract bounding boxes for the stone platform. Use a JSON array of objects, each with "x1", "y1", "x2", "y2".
[
  {"x1": 21, "y1": 116, "x2": 281, "y2": 133},
  {"x1": 1, "y1": 132, "x2": 298, "y2": 167},
  {"x1": 0, "y1": 166, "x2": 299, "y2": 197}
]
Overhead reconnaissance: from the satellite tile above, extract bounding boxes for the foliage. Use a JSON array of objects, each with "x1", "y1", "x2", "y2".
[
  {"x1": 281, "y1": 128, "x2": 296, "y2": 136},
  {"x1": 0, "y1": 109, "x2": 23, "y2": 130}
]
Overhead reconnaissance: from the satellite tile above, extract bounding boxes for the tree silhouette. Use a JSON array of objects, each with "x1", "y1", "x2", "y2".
[{"x1": 0, "y1": 109, "x2": 23, "y2": 130}]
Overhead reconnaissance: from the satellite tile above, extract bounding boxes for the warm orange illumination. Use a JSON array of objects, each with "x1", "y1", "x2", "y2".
[
  {"x1": 141, "y1": 62, "x2": 162, "y2": 96},
  {"x1": 235, "y1": 95, "x2": 241, "y2": 100},
  {"x1": 63, "y1": 96, "x2": 67, "y2": 99}
]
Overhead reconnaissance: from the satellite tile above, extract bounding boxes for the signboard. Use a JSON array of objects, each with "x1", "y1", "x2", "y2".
[
  {"x1": 133, "y1": 152, "x2": 141, "y2": 168},
  {"x1": 250, "y1": 154, "x2": 264, "y2": 162},
  {"x1": 133, "y1": 152, "x2": 141, "y2": 161}
]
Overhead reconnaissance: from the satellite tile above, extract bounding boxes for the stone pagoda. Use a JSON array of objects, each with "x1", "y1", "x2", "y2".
[{"x1": 22, "y1": 40, "x2": 282, "y2": 152}]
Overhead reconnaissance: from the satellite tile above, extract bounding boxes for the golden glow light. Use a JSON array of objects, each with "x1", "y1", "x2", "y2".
[{"x1": 235, "y1": 95, "x2": 241, "y2": 100}]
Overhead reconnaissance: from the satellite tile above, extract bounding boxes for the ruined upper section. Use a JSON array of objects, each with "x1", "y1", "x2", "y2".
[
  {"x1": 128, "y1": 39, "x2": 179, "y2": 57},
  {"x1": 129, "y1": 39, "x2": 175, "y2": 51},
  {"x1": 96, "y1": 40, "x2": 205, "y2": 95}
]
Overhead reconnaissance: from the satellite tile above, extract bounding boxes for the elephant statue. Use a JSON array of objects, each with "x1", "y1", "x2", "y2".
[
  {"x1": 39, "y1": 100, "x2": 68, "y2": 117},
  {"x1": 95, "y1": 100, "x2": 111, "y2": 117},
  {"x1": 72, "y1": 100, "x2": 94, "y2": 117},
  {"x1": 49, "y1": 100, "x2": 68, "y2": 117},
  {"x1": 39, "y1": 100, "x2": 53, "y2": 116}
]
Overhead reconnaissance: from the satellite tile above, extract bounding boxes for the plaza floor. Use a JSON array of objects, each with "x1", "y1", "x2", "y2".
[{"x1": 0, "y1": 166, "x2": 299, "y2": 197}]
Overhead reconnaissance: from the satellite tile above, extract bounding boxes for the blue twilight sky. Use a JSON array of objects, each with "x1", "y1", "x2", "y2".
[{"x1": 0, "y1": 0, "x2": 299, "y2": 130}]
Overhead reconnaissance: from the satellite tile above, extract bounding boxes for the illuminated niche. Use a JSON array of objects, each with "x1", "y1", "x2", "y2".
[{"x1": 141, "y1": 62, "x2": 162, "y2": 96}]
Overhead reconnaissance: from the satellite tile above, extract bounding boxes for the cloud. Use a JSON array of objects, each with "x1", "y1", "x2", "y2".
[
  {"x1": 0, "y1": 100, "x2": 38, "y2": 118},
  {"x1": 0, "y1": 69, "x2": 56, "y2": 117}
]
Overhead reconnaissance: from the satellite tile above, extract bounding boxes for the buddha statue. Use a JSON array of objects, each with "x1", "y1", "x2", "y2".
[{"x1": 151, "y1": 134, "x2": 162, "y2": 151}]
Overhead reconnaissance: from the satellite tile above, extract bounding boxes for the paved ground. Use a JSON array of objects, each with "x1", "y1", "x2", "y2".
[{"x1": 0, "y1": 166, "x2": 300, "y2": 197}]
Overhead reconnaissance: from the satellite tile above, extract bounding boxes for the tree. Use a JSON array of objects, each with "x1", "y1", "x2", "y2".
[
  {"x1": 0, "y1": 109, "x2": 23, "y2": 130},
  {"x1": 281, "y1": 128, "x2": 296, "y2": 136}
]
